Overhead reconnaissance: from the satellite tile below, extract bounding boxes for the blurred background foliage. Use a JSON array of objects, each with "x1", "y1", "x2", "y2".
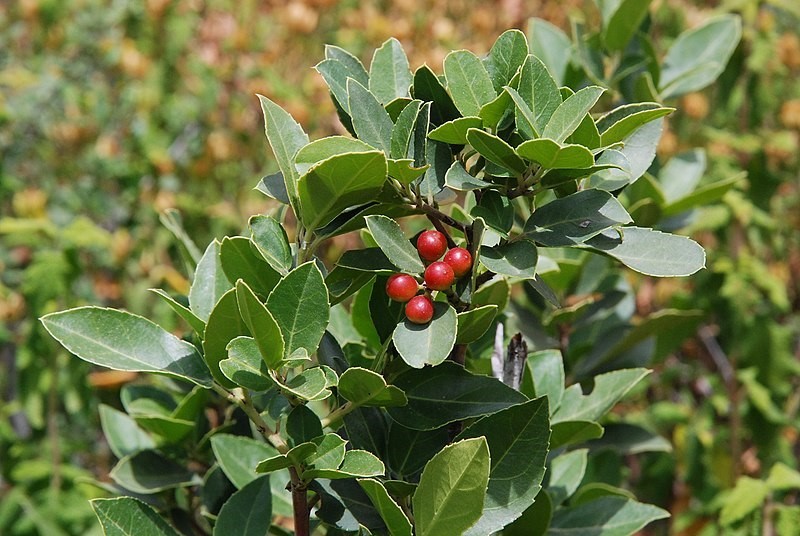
[{"x1": 0, "y1": 0, "x2": 799, "y2": 534}]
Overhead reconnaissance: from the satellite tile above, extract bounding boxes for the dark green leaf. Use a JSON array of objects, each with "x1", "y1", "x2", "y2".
[
  {"x1": 466, "y1": 128, "x2": 527, "y2": 175},
  {"x1": 358, "y1": 479, "x2": 413, "y2": 536},
  {"x1": 456, "y1": 305, "x2": 498, "y2": 344},
  {"x1": 550, "y1": 421, "x2": 605, "y2": 450},
  {"x1": 471, "y1": 190, "x2": 513, "y2": 236},
  {"x1": 344, "y1": 407, "x2": 389, "y2": 458},
  {"x1": 110, "y1": 450, "x2": 197, "y2": 494},
  {"x1": 213, "y1": 476, "x2": 272, "y2": 536},
  {"x1": 255, "y1": 171, "x2": 290, "y2": 204},
  {"x1": 149, "y1": 289, "x2": 205, "y2": 335},
  {"x1": 548, "y1": 496, "x2": 669, "y2": 535},
  {"x1": 387, "y1": 422, "x2": 450, "y2": 477},
  {"x1": 411, "y1": 65, "x2": 461, "y2": 125},
  {"x1": 236, "y1": 280, "x2": 284, "y2": 368},
  {"x1": 189, "y1": 239, "x2": 232, "y2": 323},
  {"x1": 391, "y1": 100, "x2": 423, "y2": 159},
  {"x1": 219, "y1": 236, "x2": 281, "y2": 297},
  {"x1": 364, "y1": 215, "x2": 425, "y2": 274},
  {"x1": 480, "y1": 239, "x2": 539, "y2": 278},
  {"x1": 91, "y1": 497, "x2": 180, "y2": 536},
  {"x1": 203, "y1": 288, "x2": 248, "y2": 388}
]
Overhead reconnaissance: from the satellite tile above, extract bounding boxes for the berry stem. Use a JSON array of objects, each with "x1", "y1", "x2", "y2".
[{"x1": 426, "y1": 214, "x2": 457, "y2": 248}]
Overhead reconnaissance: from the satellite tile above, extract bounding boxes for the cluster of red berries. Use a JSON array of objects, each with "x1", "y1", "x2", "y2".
[{"x1": 385, "y1": 230, "x2": 473, "y2": 325}]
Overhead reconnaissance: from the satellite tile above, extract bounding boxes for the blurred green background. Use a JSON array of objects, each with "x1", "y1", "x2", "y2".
[{"x1": 1, "y1": 0, "x2": 799, "y2": 534}]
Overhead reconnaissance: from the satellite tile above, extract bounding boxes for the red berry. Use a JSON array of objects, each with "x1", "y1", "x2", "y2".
[
  {"x1": 405, "y1": 295, "x2": 434, "y2": 324},
  {"x1": 424, "y1": 261, "x2": 455, "y2": 291},
  {"x1": 416, "y1": 230, "x2": 448, "y2": 261},
  {"x1": 385, "y1": 273, "x2": 419, "y2": 302},
  {"x1": 443, "y1": 247, "x2": 472, "y2": 277}
]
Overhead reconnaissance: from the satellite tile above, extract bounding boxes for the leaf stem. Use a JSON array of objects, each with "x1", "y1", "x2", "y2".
[
  {"x1": 321, "y1": 401, "x2": 355, "y2": 428},
  {"x1": 212, "y1": 384, "x2": 289, "y2": 453}
]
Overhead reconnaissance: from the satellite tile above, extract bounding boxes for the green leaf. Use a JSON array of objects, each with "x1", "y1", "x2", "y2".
[
  {"x1": 370, "y1": 38, "x2": 413, "y2": 104},
  {"x1": 548, "y1": 449, "x2": 588, "y2": 506},
  {"x1": 387, "y1": 362, "x2": 528, "y2": 430},
  {"x1": 266, "y1": 261, "x2": 330, "y2": 358},
  {"x1": 304, "y1": 449, "x2": 386, "y2": 480},
  {"x1": 411, "y1": 65, "x2": 461, "y2": 125},
  {"x1": 273, "y1": 367, "x2": 330, "y2": 401},
  {"x1": 99, "y1": 404, "x2": 155, "y2": 459},
  {"x1": 517, "y1": 139, "x2": 594, "y2": 170},
  {"x1": 466, "y1": 128, "x2": 527, "y2": 175},
  {"x1": 590, "y1": 120, "x2": 662, "y2": 189},
  {"x1": 149, "y1": 289, "x2": 205, "y2": 335},
  {"x1": 388, "y1": 159, "x2": 430, "y2": 185},
  {"x1": 457, "y1": 398, "x2": 551, "y2": 536},
  {"x1": 519, "y1": 349, "x2": 565, "y2": 413},
  {"x1": 189, "y1": 239, "x2": 232, "y2": 322},
  {"x1": 542, "y1": 86, "x2": 605, "y2": 143},
  {"x1": 392, "y1": 302, "x2": 458, "y2": 368},
  {"x1": 662, "y1": 172, "x2": 744, "y2": 217},
  {"x1": 255, "y1": 171, "x2": 291, "y2": 204},
  {"x1": 445, "y1": 161, "x2": 492, "y2": 191},
  {"x1": 506, "y1": 86, "x2": 538, "y2": 139},
  {"x1": 256, "y1": 442, "x2": 317, "y2": 474},
  {"x1": 326, "y1": 44, "x2": 370, "y2": 85},
  {"x1": 444, "y1": 50, "x2": 497, "y2": 117},
  {"x1": 315, "y1": 58, "x2": 356, "y2": 115},
  {"x1": 767, "y1": 463, "x2": 800, "y2": 492},
  {"x1": 456, "y1": 305, "x2": 498, "y2": 344},
  {"x1": 219, "y1": 236, "x2": 281, "y2": 297},
  {"x1": 657, "y1": 149, "x2": 706, "y2": 203},
  {"x1": 349, "y1": 79, "x2": 394, "y2": 154},
  {"x1": 552, "y1": 368, "x2": 650, "y2": 424},
  {"x1": 110, "y1": 450, "x2": 197, "y2": 494},
  {"x1": 413, "y1": 437, "x2": 491, "y2": 536},
  {"x1": 358, "y1": 479, "x2": 413, "y2": 536},
  {"x1": 220, "y1": 337, "x2": 272, "y2": 391},
  {"x1": 548, "y1": 497, "x2": 669, "y2": 535},
  {"x1": 428, "y1": 116, "x2": 483, "y2": 145},
  {"x1": 417, "y1": 139, "x2": 452, "y2": 203},
  {"x1": 598, "y1": 103, "x2": 675, "y2": 147},
  {"x1": 518, "y1": 54, "x2": 562, "y2": 134},
  {"x1": 504, "y1": 489, "x2": 552, "y2": 536},
  {"x1": 213, "y1": 476, "x2": 272, "y2": 536},
  {"x1": 550, "y1": 421, "x2": 605, "y2": 450},
  {"x1": 391, "y1": 100, "x2": 423, "y2": 159},
  {"x1": 41, "y1": 306, "x2": 212, "y2": 387},
  {"x1": 338, "y1": 367, "x2": 408, "y2": 407},
  {"x1": 364, "y1": 215, "x2": 425, "y2": 274},
  {"x1": 258, "y1": 95, "x2": 309, "y2": 211},
  {"x1": 203, "y1": 288, "x2": 248, "y2": 388},
  {"x1": 479, "y1": 87, "x2": 515, "y2": 129},
  {"x1": 211, "y1": 434, "x2": 280, "y2": 489},
  {"x1": 305, "y1": 433, "x2": 347, "y2": 470},
  {"x1": 486, "y1": 29, "x2": 528, "y2": 91},
  {"x1": 659, "y1": 15, "x2": 742, "y2": 99},
  {"x1": 527, "y1": 18, "x2": 572, "y2": 85},
  {"x1": 588, "y1": 423, "x2": 672, "y2": 454},
  {"x1": 298, "y1": 150, "x2": 388, "y2": 230},
  {"x1": 345, "y1": 407, "x2": 389, "y2": 458},
  {"x1": 236, "y1": 280, "x2": 285, "y2": 368},
  {"x1": 337, "y1": 248, "x2": 398, "y2": 274},
  {"x1": 584, "y1": 227, "x2": 705, "y2": 277},
  {"x1": 480, "y1": 239, "x2": 538, "y2": 278},
  {"x1": 472, "y1": 190, "x2": 513, "y2": 236},
  {"x1": 524, "y1": 189, "x2": 632, "y2": 247},
  {"x1": 249, "y1": 215, "x2": 292, "y2": 276},
  {"x1": 387, "y1": 422, "x2": 450, "y2": 477},
  {"x1": 602, "y1": 0, "x2": 653, "y2": 52},
  {"x1": 91, "y1": 497, "x2": 180, "y2": 536}
]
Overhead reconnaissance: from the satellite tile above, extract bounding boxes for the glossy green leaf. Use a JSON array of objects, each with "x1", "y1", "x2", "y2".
[
  {"x1": 189, "y1": 239, "x2": 232, "y2": 322},
  {"x1": 444, "y1": 50, "x2": 497, "y2": 117},
  {"x1": 387, "y1": 362, "x2": 528, "y2": 430},
  {"x1": 659, "y1": 15, "x2": 742, "y2": 99},
  {"x1": 295, "y1": 137, "x2": 376, "y2": 176},
  {"x1": 517, "y1": 139, "x2": 594, "y2": 170},
  {"x1": 602, "y1": 0, "x2": 653, "y2": 52},
  {"x1": 258, "y1": 95, "x2": 309, "y2": 211},
  {"x1": 298, "y1": 150, "x2": 388, "y2": 230},
  {"x1": 344, "y1": 407, "x2": 388, "y2": 459},
  {"x1": 91, "y1": 497, "x2": 180, "y2": 536},
  {"x1": 211, "y1": 434, "x2": 279, "y2": 489},
  {"x1": 548, "y1": 496, "x2": 669, "y2": 535},
  {"x1": 552, "y1": 368, "x2": 650, "y2": 424},
  {"x1": 445, "y1": 161, "x2": 492, "y2": 191},
  {"x1": 550, "y1": 421, "x2": 605, "y2": 450},
  {"x1": 387, "y1": 422, "x2": 450, "y2": 477},
  {"x1": 220, "y1": 336, "x2": 272, "y2": 391},
  {"x1": 518, "y1": 54, "x2": 562, "y2": 134},
  {"x1": 305, "y1": 433, "x2": 347, "y2": 471},
  {"x1": 486, "y1": 29, "x2": 528, "y2": 91},
  {"x1": 256, "y1": 442, "x2": 317, "y2": 474},
  {"x1": 369, "y1": 38, "x2": 413, "y2": 104},
  {"x1": 456, "y1": 305, "x2": 498, "y2": 344},
  {"x1": 524, "y1": 189, "x2": 632, "y2": 247},
  {"x1": 41, "y1": 306, "x2": 212, "y2": 387},
  {"x1": 349, "y1": 79, "x2": 394, "y2": 154},
  {"x1": 110, "y1": 450, "x2": 197, "y2": 494},
  {"x1": 472, "y1": 190, "x2": 513, "y2": 236},
  {"x1": 364, "y1": 215, "x2": 425, "y2": 274},
  {"x1": 413, "y1": 437, "x2": 491, "y2": 536},
  {"x1": 149, "y1": 289, "x2": 205, "y2": 335},
  {"x1": 392, "y1": 302, "x2": 457, "y2": 368},
  {"x1": 213, "y1": 476, "x2": 272, "y2": 536},
  {"x1": 519, "y1": 349, "x2": 565, "y2": 414},
  {"x1": 99, "y1": 404, "x2": 155, "y2": 459},
  {"x1": 266, "y1": 262, "x2": 330, "y2": 358},
  {"x1": 337, "y1": 248, "x2": 398, "y2": 273},
  {"x1": 274, "y1": 367, "x2": 330, "y2": 401},
  {"x1": 584, "y1": 227, "x2": 705, "y2": 276},
  {"x1": 480, "y1": 239, "x2": 538, "y2": 278},
  {"x1": 304, "y1": 449, "x2": 386, "y2": 480},
  {"x1": 388, "y1": 159, "x2": 430, "y2": 185},
  {"x1": 255, "y1": 171, "x2": 291, "y2": 204},
  {"x1": 411, "y1": 65, "x2": 461, "y2": 125},
  {"x1": 219, "y1": 236, "x2": 281, "y2": 297},
  {"x1": 236, "y1": 280, "x2": 284, "y2": 368},
  {"x1": 458, "y1": 398, "x2": 551, "y2": 535},
  {"x1": 590, "y1": 120, "x2": 662, "y2": 189},
  {"x1": 542, "y1": 86, "x2": 605, "y2": 143},
  {"x1": 466, "y1": 128, "x2": 527, "y2": 175},
  {"x1": 598, "y1": 103, "x2": 675, "y2": 147},
  {"x1": 203, "y1": 288, "x2": 248, "y2": 388},
  {"x1": 506, "y1": 86, "x2": 537, "y2": 139},
  {"x1": 427, "y1": 116, "x2": 482, "y2": 144},
  {"x1": 548, "y1": 449, "x2": 588, "y2": 506},
  {"x1": 527, "y1": 18, "x2": 572, "y2": 85},
  {"x1": 358, "y1": 479, "x2": 413, "y2": 536},
  {"x1": 338, "y1": 367, "x2": 408, "y2": 407}
]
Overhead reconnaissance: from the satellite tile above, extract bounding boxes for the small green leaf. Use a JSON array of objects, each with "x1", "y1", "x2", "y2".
[
  {"x1": 386, "y1": 362, "x2": 528, "y2": 430},
  {"x1": 339, "y1": 367, "x2": 408, "y2": 407},
  {"x1": 602, "y1": 0, "x2": 653, "y2": 52},
  {"x1": 255, "y1": 171, "x2": 290, "y2": 204},
  {"x1": 486, "y1": 29, "x2": 528, "y2": 91},
  {"x1": 358, "y1": 479, "x2": 413, "y2": 536},
  {"x1": 266, "y1": 262, "x2": 330, "y2": 358},
  {"x1": 456, "y1": 305, "x2": 498, "y2": 344},
  {"x1": 391, "y1": 100, "x2": 423, "y2": 159},
  {"x1": 337, "y1": 248, "x2": 398, "y2": 273},
  {"x1": 413, "y1": 437, "x2": 491, "y2": 536},
  {"x1": 480, "y1": 239, "x2": 538, "y2": 279},
  {"x1": 211, "y1": 434, "x2": 279, "y2": 489},
  {"x1": 527, "y1": 18, "x2": 572, "y2": 85},
  {"x1": 41, "y1": 306, "x2": 212, "y2": 387},
  {"x1": 294, "y1": 136, "x2": 375, "y2": 175},
  {"x1": 552, "y1": 368, "x2": 650, "y2": 424},
  {"x1": 388, "y1": 159, "x2": 430, "y2": 185},
  {"x1": 550, "y1": 421, "x2": 605, "y2": 450},
  {"x1": 315, "y1": 58, "x2": 356, "y2": 115},
  {"x1": 444, "y1": 50, "x2": 497, "y2": 117},
  {"x1": 392, "y1": 302, "x2": 457, "y2": 368},
  {"x1": 220, "y1": 337, "x2": 272, "y2": 391},
  {"x1": 99, "y1": 404, "x2": 155, "y2": 459},
  {"x1": 304, "y1": 450, "x2": 386, "y2": 480},
  {"x1": 236, "y1": 280, "x2": 285, "y2": 368},
  {"x1": 110, "y1": 450, "x2": 197, "y2": 494},
  {"x1": 548, "y1": 496, "x2": 669, "y2": 535},
  {"x1": 445, "y1": 161, "x2": 492, "y2": 191},
  {"x1": 305, "y1": 433, "x2": 347, "y2": 470},
  {"x1": 517, "y1": 139, "x2": 594, "y2": 170},
  {"x1": 256, "y1": 442, "x2": 317, "y2": 474},
  {"x1": 203, "y1": 288, "x2": 248, "y2": 388},
  {"x1": 149, "y1": 289, "x2": 205, "y2": 334},
  {"x1": 91, "y1": 497, "x2": 181, "y2": 536},
  {"x1": 411, "y1": 65, "x2": 461, "y2": 125},
  {"x1": 519, "y1": 349, "x2": 565, "y2": 414},
  {"x1": 548, "y1": 449, "x2": 588, "y2": 506},
  {"x1": 273, "y1": 367, "x2": 330, "y2": 401},
  {"x1": 466, "y1": 128, "x2": 527, "y2": 175},
  {"x1": 326, "y1": 44, "x2": 370, "y2": 85},
  {"x1": 428, "y1": 116, "x2": 483, "y2": 144},
  {"x1": 349, "y1": 78, "x2": 394, "y2": 154},
  {"x1": 542, "y1": 86, "x2": 605, "y2": 143},
  {"x1": 213, "y1": 476, "x2": 272, "y2": 536},
  {"x1": 598, "y1": 103, "x2": 675, "y2": 147},
  {"x1": 471, "y1": 190, "x2": 513, "y2": 236},
  {"x1": 364, "y1": 215, "x2": 425, "y2": 274},
  {"x1": 369, "y1": 38, "x2": 413, "y2": 104},
  {"x1": 518, "y1": 54, "x2": 561, "y2": 133},
  {"x1": 249, "y1": 215, "x2": 292, "y2": 276},
  {"x1": 506, "y1": 86, "x2": 537, "y2": 139},
  {"x1": 219, "y1": 236, "x2": 281, "y2": 297},
  {"x1": 588, "y1": 120, "x2": 662, "y2": 189},
  {"x1": 189, "y1": 239, "x2": 232, "y2": 322},
  {"x1": 584, "y1": 227, "x2": 705, "y2": 277}
]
